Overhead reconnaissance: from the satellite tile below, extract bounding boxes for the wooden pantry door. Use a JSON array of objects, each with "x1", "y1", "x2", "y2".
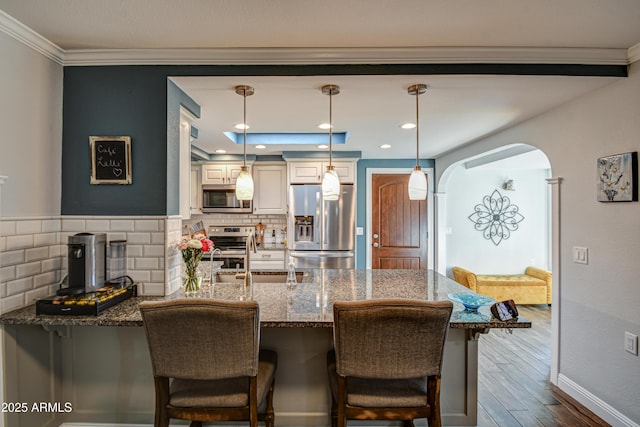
[{"x1": 371, "y1": 174, "x2": 428, "y2": 269}]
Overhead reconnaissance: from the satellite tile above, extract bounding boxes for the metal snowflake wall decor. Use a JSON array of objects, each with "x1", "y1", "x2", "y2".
[{"x1": 468, "y1": 189, "x2": 524, "y2": 246}]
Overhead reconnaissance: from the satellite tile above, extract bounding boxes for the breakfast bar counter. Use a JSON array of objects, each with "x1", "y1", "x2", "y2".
[
  {"x1": 0, "y1": 269, "x2": 531, "y2": 427},
  {"x1": 0, "y1": 269, "x2": 530, "y2": 329}
]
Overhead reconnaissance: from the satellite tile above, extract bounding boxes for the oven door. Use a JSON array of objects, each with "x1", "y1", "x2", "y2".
[{"x1": 202, "y1": 185, "x2": 252, "y2": 213}]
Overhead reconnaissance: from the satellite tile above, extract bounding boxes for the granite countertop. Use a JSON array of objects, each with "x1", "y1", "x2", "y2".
[{"x1": 0, "y1": 269, "x2": 531, "y2": 330}]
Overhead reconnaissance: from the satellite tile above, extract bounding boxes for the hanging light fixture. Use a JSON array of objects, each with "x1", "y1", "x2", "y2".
[
  {"x1": 407, "y1": 84, "x2": 428, "y2": 200},
  {"x1": 235, "y1": 85, "x2": 254, "y2": 201},
  {"x1": 321, "y1": 84, "x2": 341, "y2": 200}
]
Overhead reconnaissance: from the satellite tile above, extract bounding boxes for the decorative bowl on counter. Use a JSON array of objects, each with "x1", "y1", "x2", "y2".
[{"x1": 447, "y1": 292, "x2": 495, "y2": 312}]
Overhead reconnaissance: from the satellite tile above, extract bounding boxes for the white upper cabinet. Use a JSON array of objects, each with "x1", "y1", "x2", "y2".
[
  {"x1": 287, "y1": 160, "x2": 356, "y2": 184},
  {"x1": 253, "y1": 164, "x2": 287, "y2": 214},
  {"x1": 202, "y1": 163, "x2": 247, "y2": 185}
]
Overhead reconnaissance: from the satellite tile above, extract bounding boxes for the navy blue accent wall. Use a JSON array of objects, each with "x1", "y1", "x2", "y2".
[
  {"x1": 355, "y1": 159, "x2": 435, "y2": 268},
  {"x1": 62, "y1": 67, "x2": 200, "y2": 215}
]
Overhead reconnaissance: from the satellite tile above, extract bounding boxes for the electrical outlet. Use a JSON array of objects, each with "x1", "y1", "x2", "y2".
[{"x1": 625, "y1": 332, "x2": 638, "y2": 355}]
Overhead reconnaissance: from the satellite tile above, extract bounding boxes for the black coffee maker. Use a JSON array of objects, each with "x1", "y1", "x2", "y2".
[{"x1": 57, "y1": 233, "x2": 107, "y2": 296}]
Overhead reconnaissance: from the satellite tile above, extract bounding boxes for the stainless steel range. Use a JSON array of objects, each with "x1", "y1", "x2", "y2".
[{"x1": 205, "y1": 225, "x2": 255, "y2": 270}]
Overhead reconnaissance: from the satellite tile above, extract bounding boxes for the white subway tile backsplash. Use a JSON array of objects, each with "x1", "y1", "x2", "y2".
[
  {"x1": 6, "y1": 235, "x2": 34, "y2": 250},
  {"x1": 42, "y1": 219, "x2": 61, "y2": 233},
  {"x1": 42, "y1": 258, "x2": 62, "y2": 273},
  {"x1": 144, "y1": 245, "x2": 165, "y2": 257},
  {"x1": 1, "y1": 250, "x2": 25, "y2": 267},
  {"x1": 126, "y1": 233, "x2": 151, "y2": 245},
  {"x1": 1, "y1": 216, "x2": 175, "y2": 310},
  {"x1": 143, "y1": 282, "x2": 165, "y2": 296},
  {"x1": 16, "y1": 220, "x2": 42, "y2": 234},
  {"x1": 1, "y1": 293, "x2": 25, "y2": 315},
  {"x1": 25, "y1": 246, "x2": 49, "y2": 262},
  {"x1": 34, "y1": 232, "x2": 58, "y2": 246},
  {"x1": 16, "y1": 261, "x2": 41, "y2": 278},
  {"x1": 7, "y1": 277, "x2": 33, "y2": 296},
  {"x1": 62, "y1": 219, "x2": 86, "y2": 232},
  {"x1": 1, "y1": 220, "x2": 16, "y2": 236},
  {"x1": 34, "y1": 271, "x2": 58, "y2": 287},
  {"x1": 1, "y1": 266, "x2": 16, "y2": 282},
  {"x1": 135, "y1": 219, "x2": 160, "y2": 232},
  {"x1": 86, "y1": 219, "x2": 111, "y2": 231},
  {"x1": 110, "y1": 219, "x2": 135, "y2": 232},
  {"x1": 136, "y1": 258, "x2": 159, "y2": 270},
  {"x1": 129, "y1": 270, "x2": 151, "y2": 283}
]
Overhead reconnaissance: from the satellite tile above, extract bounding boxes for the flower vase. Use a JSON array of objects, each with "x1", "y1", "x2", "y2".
[{"x1": 182, "y1": 264, "x2": 202, "y2": 297}]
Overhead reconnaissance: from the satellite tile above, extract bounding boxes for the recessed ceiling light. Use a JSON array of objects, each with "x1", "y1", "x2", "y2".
[
  {"x1": 380, "y1": 144, "x2": 391, "y2": 149},
  {"x1": 318, "y1": 144, "x2": 329, "y2": 149},
  {"x1": 255, "y1": 144, "x2": 266, "y2": 149},
  {"x1": 215, "y1": 149, "x2": 227, "y2": 153},
  {"x1": 318, "y1": 123, "x2": 332, "y2": 130},
  {"x1": 401, "y1": 122, "x2": 416, "y2": 129},
  {"x1": 234, "y1": 123, "x2": 249, "y2": 130}
]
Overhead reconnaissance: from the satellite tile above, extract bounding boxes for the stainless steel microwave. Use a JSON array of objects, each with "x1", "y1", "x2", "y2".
[{"x1": 202, "y1": 184, "x2": 253, "y2": 213}]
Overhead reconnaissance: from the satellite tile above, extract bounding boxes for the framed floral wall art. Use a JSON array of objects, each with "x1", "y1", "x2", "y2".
[{"x1": 597, "y1": 152, "x2": 637, "y2": 202}]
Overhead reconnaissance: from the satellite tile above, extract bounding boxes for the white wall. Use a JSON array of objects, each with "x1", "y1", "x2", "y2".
[
  {"x1": 0, "y1": 30, "x2": 62, "y2": 217},
  {"x1": 437, "y1": 66, "x2": 640, "y2": 425},
  {"x1": 445, "y1": 165, "x2": 550, "y2": 274}
]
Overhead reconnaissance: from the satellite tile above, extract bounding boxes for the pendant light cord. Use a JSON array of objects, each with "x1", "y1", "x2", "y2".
[
  {"x1": 329, "y1": 89, "x2": 333, "y2": 167},
  {"x1": 415, "y1": 89, "x2": 419, "y2": 167},
  {"x1": 243, "y1": 88, "x2": 247, "y2": 168}
]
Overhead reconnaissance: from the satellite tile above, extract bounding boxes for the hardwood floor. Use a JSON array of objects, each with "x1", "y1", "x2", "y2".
[{"x1": 477, "y1": 305, "x2": 609, "y2": 427}]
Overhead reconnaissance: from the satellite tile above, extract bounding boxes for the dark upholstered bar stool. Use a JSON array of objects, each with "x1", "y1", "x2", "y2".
[
  {"x1": 139, "y1": 299, "x2": 277, "y2": 427},
  {"x1": 327, "y1": 299, "x2": 453, "y2": 427}
]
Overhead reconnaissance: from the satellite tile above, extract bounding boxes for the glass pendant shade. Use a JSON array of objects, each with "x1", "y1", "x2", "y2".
[
  {"x1": 408, "y1": 166, "x2": 427, "y2": 200},
  {"x1": 322, "y1": 166, "x2": 341, "y2": 201},
  {"x1": 235, "y1": 166, "x2": 254, "y2": 200}
]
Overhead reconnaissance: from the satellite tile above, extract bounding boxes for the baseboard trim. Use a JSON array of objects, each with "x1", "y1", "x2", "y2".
[{"x1": 558, "y1": 374, "x2": 639, "y2": 427}]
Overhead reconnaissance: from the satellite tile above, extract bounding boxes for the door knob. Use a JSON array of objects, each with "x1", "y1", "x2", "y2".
[
  {"x1": 373, "y1": 242, "x2": 379, "y2": 248},
  {"x1": 373, "y1": 233, "x2": 379, "y2": 239}
]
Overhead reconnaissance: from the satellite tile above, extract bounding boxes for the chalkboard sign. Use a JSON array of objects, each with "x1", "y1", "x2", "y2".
[{"x1": 89, "y1": 136, "x2": 132, "y2": 185}]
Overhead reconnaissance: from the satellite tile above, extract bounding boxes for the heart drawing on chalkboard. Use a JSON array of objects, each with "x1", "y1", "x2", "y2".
[{"x1": 113, "y1": 168, "x2": 123, "y2": 177}]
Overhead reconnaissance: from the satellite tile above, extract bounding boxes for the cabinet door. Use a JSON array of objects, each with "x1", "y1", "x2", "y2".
[
  {"x1": 253, "y1": 165, "x2": 287, "y2": 214},
  {"x1": 288, "y1": 162, "x2": 324, "y2": 183},
  {"x1": 226, "y1": 164, "x2": 246, "y2": 185},
  {"x1": 327, "y1": 161, "x2": 355, "y2": 183},
  {"x1": 202, "y1": 164, "x2": 227, "y2": 185},
  {"x1": 190, "y1": 166, "x2": 202, "y2": 215}
]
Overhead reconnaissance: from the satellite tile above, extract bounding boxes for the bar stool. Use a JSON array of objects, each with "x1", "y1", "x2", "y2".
[
  {"x1": 139, "y1": 299, "x2": 277, "y2": 427},
  {"x1": 327, "y1": 299, "x2": 453, "y2": 427}
]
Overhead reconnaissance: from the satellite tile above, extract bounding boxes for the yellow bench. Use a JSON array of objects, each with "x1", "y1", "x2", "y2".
[{"x1": 452, "y1": 266, "x2": 552, "y2": 305}]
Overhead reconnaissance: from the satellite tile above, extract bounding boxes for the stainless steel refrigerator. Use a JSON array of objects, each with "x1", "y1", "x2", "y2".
[{"x1": 288, "y1": 184, "x2": 355, "y2": 269}]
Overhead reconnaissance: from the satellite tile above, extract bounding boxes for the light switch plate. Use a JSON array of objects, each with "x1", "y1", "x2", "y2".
[
  {"x1": 572, "y1": 246, "x2": 588, "y2": 264},
  {"x1": 625, "y1": 332, "x2": 638, "y2": 355},
  {"x1": 356, "y1": 227, "x2": 364, "y2": 236}
]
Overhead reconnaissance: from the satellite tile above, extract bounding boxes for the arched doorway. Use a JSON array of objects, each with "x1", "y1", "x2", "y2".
[{"x1": 435, "y1": 144, "x2": 560, "y2": 384}]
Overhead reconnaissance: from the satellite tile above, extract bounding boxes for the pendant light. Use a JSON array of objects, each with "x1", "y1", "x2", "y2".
[
  {"x1": 407, "y1": 84, "x2": 428, "y2": 200},
  {"x1": 235, "y1": 85, "x2": 254, "y2": 201},
  {"x1": 321, "y1": 84, "x2": 341, "y2": 200}
]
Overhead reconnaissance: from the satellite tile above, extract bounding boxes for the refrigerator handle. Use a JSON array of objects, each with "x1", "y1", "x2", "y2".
[{"x1": 316, "y1": 190, "x2": 325, "y2": 245}]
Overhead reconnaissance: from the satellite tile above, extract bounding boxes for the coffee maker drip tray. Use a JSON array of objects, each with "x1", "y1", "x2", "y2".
[{"x1": 36, "y1": 284, "x2": 137, "y2": 316}]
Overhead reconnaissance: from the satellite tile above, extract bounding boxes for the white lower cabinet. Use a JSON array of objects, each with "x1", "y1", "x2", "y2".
[{"x1": 250, "y1": 250, "x2": 285, "y2": 270}]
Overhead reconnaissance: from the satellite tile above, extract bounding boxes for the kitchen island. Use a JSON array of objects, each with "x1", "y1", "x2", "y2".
[{"x1": 1, "y1": 269, "x2": 530, "y2": 427}]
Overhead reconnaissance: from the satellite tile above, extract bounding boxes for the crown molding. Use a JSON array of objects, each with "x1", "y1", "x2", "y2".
[
  {"x1": 0, "y1": 10, "x2": 64, "y2": 65},
  {"x1": 628, "y1": 42, "x2": 640, "y2": 64},
  {"x1": 0, "y1": 9, "x2": 634, "y2": 68},
  {"x1": 63, "y1": 46, "x2": 629, "y2": 66}
]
